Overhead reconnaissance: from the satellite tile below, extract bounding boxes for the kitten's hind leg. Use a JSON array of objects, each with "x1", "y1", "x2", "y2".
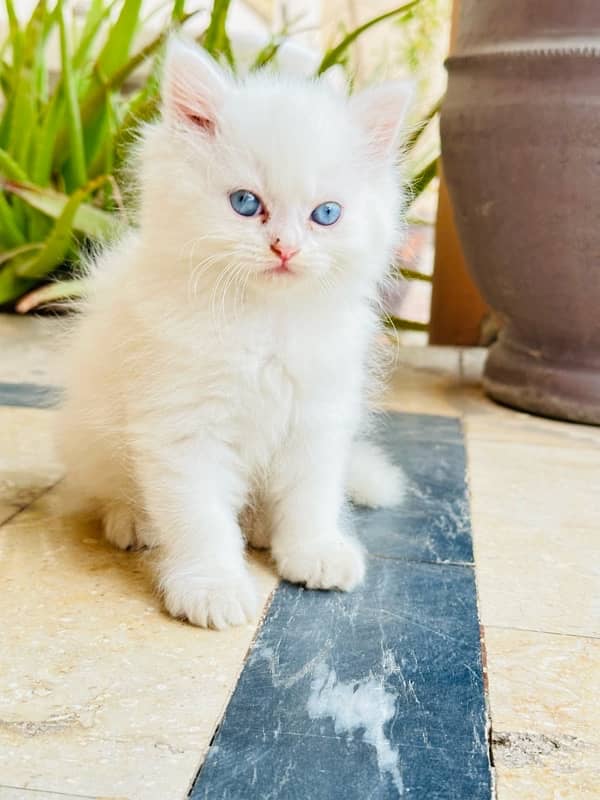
[
  {"x1": 346, "y1": 439, "x2": 406, "y2": 509},
  {"x1": 239, "y1": 501, "x2": 271, "y2": 550}
]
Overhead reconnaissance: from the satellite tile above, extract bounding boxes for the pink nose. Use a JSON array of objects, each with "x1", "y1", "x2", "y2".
[{"x1": 270, "y1": 241, "x2": 299, "y2": 262}]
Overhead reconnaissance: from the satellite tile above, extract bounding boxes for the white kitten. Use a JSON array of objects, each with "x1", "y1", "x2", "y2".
[{"x1": 56, "y1": 39, "x2": 410, "y2": 629}]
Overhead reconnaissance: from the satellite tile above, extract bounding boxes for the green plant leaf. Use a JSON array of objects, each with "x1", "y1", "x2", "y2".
[
  {"x1": 405, "y1": 98, "x2": 441, "y2": 153},
  {"x1": 0, "y1": 267, "x2": 34, "y2": 306},
  {"x1": 2, "y1": 179, "x2": 116, "y2": 239},
  {"x1": 72, "y1": 0, "x2": 116, "y2": 70},
  {"x1": 0, "y1": 191, "x2": 25, "y2": 246},
  {"x1": 407, "y1": 156, "x2": 438, "y2": 200},
  {"x1": 15, "y1": 175, "x2": 109, "y2": 279},
  {"x1": 97, "y1": 0, "x2": 142, "y2": 78},
  {"x1": 30, "y1": 89, "x2": 63, "y2": 185},
  {"x1": 58, "y1": 4, "x2": 87, "y2": 187},
  {"x1": 4, "y1": 0, "x2": 23, "y2": 68},
  {"x1": 397, "y1": 267, "x2": 432, "y2": 282},
  {"x1": 53, "y1": 24, "x2": 177, "y2": 165},
  {"x1": 15, "y1": 276, "x2": 88, "y2": 313},
  {"x1": 0, "y1": 146, "x2": 28, "y2": 181},
  {"x1": 318, "y1": 0, "x2": 421, "y2": 75},
  {"x1": 384, "y1": 315, "x2": 428, "y2": 332},
  {"x1": 251, "y1": 36, "x2": 284, "y2": 70},
  {"x1": 172, "y1": 0, "x2": 186, "y2": 22},
  {"x1": 203, "y1": 0, "x2": 234, "y2": 66},
  {"x1": 0, "y1": 241, "x2": 43, "y2": 266}
]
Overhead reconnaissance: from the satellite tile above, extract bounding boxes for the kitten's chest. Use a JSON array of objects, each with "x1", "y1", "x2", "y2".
[{"x1": 228, "y1": 344, "x2": 296, "y2": 465}]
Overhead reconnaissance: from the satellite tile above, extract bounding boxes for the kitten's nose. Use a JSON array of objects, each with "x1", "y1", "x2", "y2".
[{"x1": 270, "y1": 240, "x2": 299, "y2": 262}]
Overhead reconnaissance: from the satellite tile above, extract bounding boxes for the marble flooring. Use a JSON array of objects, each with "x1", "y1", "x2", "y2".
[{"x1": 1, "y1": 314, "x2": 599, "y2": 799}]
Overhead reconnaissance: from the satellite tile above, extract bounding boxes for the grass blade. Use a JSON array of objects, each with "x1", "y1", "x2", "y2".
[{"x1": 318, "y1": 0, "x2": 420, "y2": 75}]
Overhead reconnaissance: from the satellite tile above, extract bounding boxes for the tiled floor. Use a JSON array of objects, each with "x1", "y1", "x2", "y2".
[{"x1": 1, "y1": 315, "x2": 599, "y2": 799}]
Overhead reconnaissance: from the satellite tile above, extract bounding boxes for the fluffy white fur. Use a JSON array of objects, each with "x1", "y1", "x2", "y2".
[{"x1": 56, "y1": 39, "x2": 411, "y2": 629}]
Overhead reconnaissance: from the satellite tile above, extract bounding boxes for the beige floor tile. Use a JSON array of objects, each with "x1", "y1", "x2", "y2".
[
  {"x1": 468, "y1": 437, "x2": 600, "y2": 637},
  {"x1": 0, "y1": 503, "x2": 20, "y2": 526},
  {"x1": 0, "y1": 488, "x2": 278, "y2": 800},
  {"x1": 495, "y1": 765, "x2": 599, "y2": 800},
  {"x1": 381, "y1": 346, "x2": 463, "y2": 417},
  {"x1": 486, "y1": 627, "x2": 600, "y2": 799},
  {"x1": 474, "y1": 522, "x2": 599, "y2": 637},
  {"x1": 485, "y1": 627, "x2": 599, "y2": 743},
  {"x1": 0, "y1": 315, "x2": 63, "y2": 384},
  {"x1": 0, "y1": 408, "x2": 62, "y2": 523},
  {"x1": 464, "y1": 394, "x2": 600, "y2": 449},
  {"x1": 0, "y1": 788, "x2": 91, "y2": 800},
  {"x1": 468, "y1": 439, "x2": 600, "y2": 530}
]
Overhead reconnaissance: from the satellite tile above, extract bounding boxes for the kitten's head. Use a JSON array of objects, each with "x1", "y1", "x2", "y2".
[{"x1": 139, "y1": 38, "x2": 412, "y2": 297}]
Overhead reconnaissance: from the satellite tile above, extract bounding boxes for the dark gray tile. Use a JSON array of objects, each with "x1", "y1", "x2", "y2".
[
  {"x1": 354, "y1": 413, "x2": 473, "y2": 564},
  {"x1": 0, "y1": 382, "x2": 61, "y2": 409},
  {"x1": 191, "y1": 560, "x2": 491, "y2": 800}
]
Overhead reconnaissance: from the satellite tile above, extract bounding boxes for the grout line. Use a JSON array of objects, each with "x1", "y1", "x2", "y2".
[
  {"x1": 0, "y1": 478, "x2": 63, "y2": 529},
  {"x1": 483, "y1": 622, "x2": 599, "y2": 642},
  {"x1": 0, "y1": 784, "x2": 105, "y2": 800}
]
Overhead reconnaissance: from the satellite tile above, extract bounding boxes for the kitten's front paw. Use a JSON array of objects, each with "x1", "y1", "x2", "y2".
[
  {"x1": 161, "y1": 567, "x2": 258, "y2": 629},
  {"x1": 274, "y1": 535, "x2": 366, "y2": 591}
]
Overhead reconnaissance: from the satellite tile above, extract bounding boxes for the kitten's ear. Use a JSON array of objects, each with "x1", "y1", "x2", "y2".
[
  {"x1": 351, "y1": 81, "x2": 414, "y2": 159},
  {"x1": 162, "y1": 38, "x2": 230, "y2": 133}
]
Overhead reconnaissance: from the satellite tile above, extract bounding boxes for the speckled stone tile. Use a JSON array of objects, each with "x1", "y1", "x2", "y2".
[
  {"x1": 0, "y1": 314, "x2": 63, "y2": 384},
  {"x1": 468, "y1": 439, "x2": 600, "y2": 638},
  {"x1": 191, "y1": 563, "x2": 491, "y2": 800},
  {"x1": 0, "y1": 788, "x2": 92, "y2": 800},
  {"x1": 485, "y1": 627, "x2": 600, "y2": 799},
  {"x1": 0, "y1": 407, "x2": 62, "y2": 525},
  {"x1": 191, "y1": 413, "x2": 491, "y2": 800},
  {"x1": 494, "y1": 764, "x2": 599, "y2": 800},
  {"x1": 357, "y1": 414, "x2": 473, "y2": 564},
  {"x1": 0, "y1": 381, "x2": 61, "y2": 409},
  {"x1": 0, "y1": 488, "x2": 278, "y2": 800}
]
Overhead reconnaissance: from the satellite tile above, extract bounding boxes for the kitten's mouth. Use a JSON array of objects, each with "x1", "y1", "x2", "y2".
[{"x1": 264, "y1": 262, "x2": 295, "y2": 277}]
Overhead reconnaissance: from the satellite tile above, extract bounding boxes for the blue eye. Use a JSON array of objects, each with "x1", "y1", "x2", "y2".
[
  {"x1": 229, "y1": 190, "x2": 263, "y2": 217},
  {"x1": 310, "y1": 201, "x2": 342, "y2": 226}
]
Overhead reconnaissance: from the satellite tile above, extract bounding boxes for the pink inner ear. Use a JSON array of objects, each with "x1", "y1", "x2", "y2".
[
  {"x1": 176, "y1": 103, "x2": 215, "y2": 133},
  {"x1": 170, "y1": 81, "x2": 216, "y2": 134}
]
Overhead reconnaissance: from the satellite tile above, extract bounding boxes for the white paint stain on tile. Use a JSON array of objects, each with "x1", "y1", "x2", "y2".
[{"x1": 307, "y1": 663, "x2": 403, "y2": 796}]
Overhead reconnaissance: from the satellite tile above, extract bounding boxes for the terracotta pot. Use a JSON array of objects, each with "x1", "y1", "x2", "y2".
[{"x1": 441, "y1": 0, "x2": 600, "y2": 424}]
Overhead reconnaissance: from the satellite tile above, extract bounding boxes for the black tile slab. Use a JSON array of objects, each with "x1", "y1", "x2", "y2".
[
  {"x1": 191, "y1": 561, "x2": 491, "y2": 800},
  {"x1": 0, "y1": 381, "x2": 61, "y2": 409},
  {"x1": 355, "y1": 413, "x2": 473, "y2": 564}
]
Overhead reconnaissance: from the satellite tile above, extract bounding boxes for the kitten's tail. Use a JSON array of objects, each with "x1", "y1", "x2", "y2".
[{"x1": 346, "y1": 439, "x2": 406, "y2": 509}]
